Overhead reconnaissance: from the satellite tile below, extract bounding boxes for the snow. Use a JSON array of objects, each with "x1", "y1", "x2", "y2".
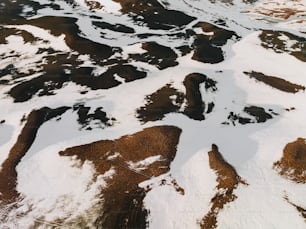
[{"x1": 0, "y1": 0, "x2": 305, "y2": 228}]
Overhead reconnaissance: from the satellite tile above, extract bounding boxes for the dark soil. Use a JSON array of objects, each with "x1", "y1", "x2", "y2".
[
  {"x1": 93, "y1": 21, "x2": 135, "y2": 34},
  {"x1": 192, "y1": 22, "x2": 238, "y2": 64},
  {"x1": 201, "y1": 144, "x2": 247, "y2": 229},
  {"x1": 114, "y1": 0, "x2": 195, "y2": 30},
  {"x1": 129, "y1": 42, "x2": 178, "y2": 70},
  {"x1": 183, "y1": 73, "x2": 207, "y2": 120},
  {"x1": 137, "y1": 84, "x2": 185, "y2": 122},
  {"x1": 244, "y1": 71, "x2": 305, "y2": 93},
  {"x1": 59, "y1": 125, "x2": 182, "y2": 228},
  {"x1": 193, "y1": 22, "x2": 238, "y2": 46},
  {"x1": 137, "y1": 73, "x2": 217, "y2": 122},
  {"x1": 73, "y1": 104, "x2": 115, "y2": 129},
  {"x1": 259, "y1": 30, "x2": 306, "y2": 62},
  {"x1": 243, "y1": 106, "x2": 273, "y2": 123},
  {"x1": 227, "y1": 106, "x2": 273, "y2": 125},
  {"x1": 22, "y1": 16, "x2": 114, "y2": 62},
  {"x1": 192, "y1": 35, "x2": 224, "y2": 64},
  {"x1": 72, "y1": 64, "x2": 147, "y2": 90},
  {"x1": 274, "y1": 138, "x2": 306, "y2": 183},
  {"x1": 0, "y1": 107, "x2": 70, "y2": 204},
  {"x1": 84, "y1": 0, "x2": 103, "y2": 10}
]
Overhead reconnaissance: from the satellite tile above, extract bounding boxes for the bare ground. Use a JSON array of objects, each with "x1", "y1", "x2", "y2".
[
  {"x1": 201, "y1": 144, "x2": 247, "y2": 229},
  {"x1": 273, "y1": 138, "x2": 306, "y2": 183},
  {"x1": 59, "y1": 125, "x2": 182, "y2": 228}
]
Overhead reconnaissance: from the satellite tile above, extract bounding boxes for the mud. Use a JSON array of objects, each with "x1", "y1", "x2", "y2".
[
  {"x1": 201, "y1": 144, "x2": 247, "y2": 229},
  {"x1": 274, "y1": 138, "x2": 306, "y2": 183},
  {"x1": 244, "y1": 71, "x2": 305, "y2": 93},
  {"x1": 59, "y1": 125, "x2": 182, "y2": 228}
]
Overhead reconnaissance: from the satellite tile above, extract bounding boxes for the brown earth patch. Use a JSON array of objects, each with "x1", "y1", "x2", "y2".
[
  {"x1": 201, "y1": 144, "x2": 247, "y2": 229},
  {"x1": 192, "y1": 22, "x2": 238, "y2": 64},
  {"x1": 0, "y1": 27, "x2": 39, "y2": 44},
  {"x1": 244, "y1": 71, "x2": 305, "y2": 93},
  {"x1": 226, "y1": 106, "x2": 273, "y2": 125},
  {"x1": 9, "y1": 59, "x2": 146, "y2": 102},
  {"x1": 137, "y1": 74, "x2": 217, "y2": 122},
  {"x1": 114, "y1": 0, "x2": 195, "y2": 30},
  {"x1": 72, "y1": 103, "x2": 116, "y2": 130},
  {"x1": 0, "y1": 107, "x2": 70, "y2": 205},
  {"x1": 243, "y1": 106, "x2": 273, "y2": 123},
  {"x1": 137, "y1": 84, "x2": 185, "y2": 122},
  {"x1": 92, "y1": 21, "x2": 135, "y2": 34},
  {"x1": 193, "y1": 22, "x2": 238, "y2": 46},
  {"x1": 72, "y1": 64, "x2": 147, "y2": 90},
  {"x1": 183, "y1": 73, "x2": 217, "y2": 120},
  {"x1": 259, "y1": 30, "x2": 306, "y2": 62},
  {"x1": 249, "y1": 4, "x2": 305, "y2": 20},
  {"x1": 158, "y1": 178, "x2": 185, "y2": 195},
  {"x1": 273, "y1": 138, "x2": 306, "y2": 183},
  {"x1": 129, "y1": 42, "x2": 178, "y2": 70},
  {"x1": 192, "y1": 34, "x2": 224, "y2": 64},
  {"x1": 85, "y1": 0, "x2": 103, "y2": 10},
  {"x1": 20, "y1": 16, "x2": 114, "y2": 62},
  {"x1": 59, "y1": 125, "x2": 182, "y2": 228}
]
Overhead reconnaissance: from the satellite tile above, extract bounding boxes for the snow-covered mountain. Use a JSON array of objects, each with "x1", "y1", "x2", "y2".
[{"x1": 0, "y1": 0, "x2": 305, "y2": 228}]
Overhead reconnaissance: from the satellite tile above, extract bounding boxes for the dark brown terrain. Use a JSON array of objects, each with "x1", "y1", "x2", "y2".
[
  {"x1": 274, "y1": 138, "x2": 306, "y2": 183},
  {"x1": 201, "y1": 144, "x2": 247, "y2": 229},
  {"x1": 59, "y1": 125, "x2": 182, "y2": 228}
]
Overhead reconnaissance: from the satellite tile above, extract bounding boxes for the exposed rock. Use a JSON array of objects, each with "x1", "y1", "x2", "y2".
[
  {"x1": 59, "y1": 125, "x2": 182, "y2": 228},
  {"x1": 244, "y1": 71, "x2": 305, "y2": 93},
  {"x1": 201, "y1": 144, "x2": 247, "y2": 229},
  {"x1": 274, "y1": 138, "x2": 306, "y2": 183}
]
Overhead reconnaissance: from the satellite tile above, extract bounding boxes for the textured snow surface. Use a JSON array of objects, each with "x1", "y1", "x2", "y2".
[{"x1": 0, "y1": 0, "x2": 305, "y2": 228}]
